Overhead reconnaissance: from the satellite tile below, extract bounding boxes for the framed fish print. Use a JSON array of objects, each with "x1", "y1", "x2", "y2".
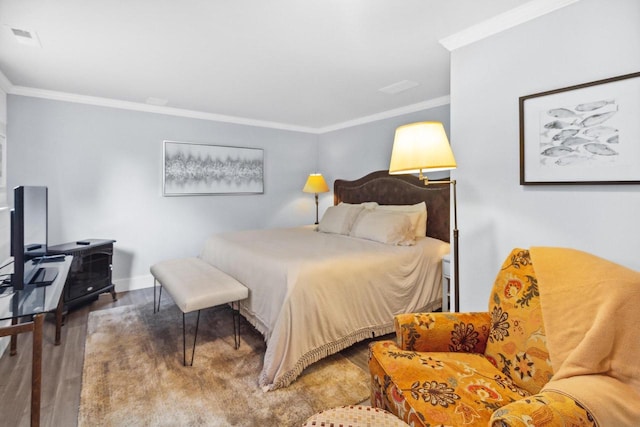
[{"x1": 520, "y1": 71, "x2": 640, "y2": 185}]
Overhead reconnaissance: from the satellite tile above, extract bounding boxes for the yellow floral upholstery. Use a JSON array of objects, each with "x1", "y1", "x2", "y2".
[
  {"x1": 483, "y1": 249, "x2": 553, "y2": 395},
  {"x1": 490, "y1": 390, "x2": 596, "y2": 426},
  {"x1": 369, "y1": 248, "x2": 596, "y2": 426}
]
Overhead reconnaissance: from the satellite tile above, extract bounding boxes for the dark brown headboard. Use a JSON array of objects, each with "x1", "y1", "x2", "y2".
[{"x1": 333, "y1": 170, "x2": 450, "y2": 243}]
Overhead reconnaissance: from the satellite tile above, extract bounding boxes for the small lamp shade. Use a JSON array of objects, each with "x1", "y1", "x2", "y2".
[
  {"x1": 389, "y1": 121, "x2": 457, "y2": 174},
  {"x1": 303, "y1": 174, "x2": 329, "y2": 194}
]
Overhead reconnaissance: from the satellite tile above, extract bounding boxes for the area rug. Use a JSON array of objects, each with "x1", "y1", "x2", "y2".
[{"x1": 78, "y1": 303, "x2": 370, "y2": 426}]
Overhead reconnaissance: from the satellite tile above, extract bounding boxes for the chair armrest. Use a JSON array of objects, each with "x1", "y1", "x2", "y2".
[
  {"x1": 489, "y1": 391, "x2": 595, "y2": 427},
  {"x1": 394, "y1": 312, "x2": 491, "y2": 353}
]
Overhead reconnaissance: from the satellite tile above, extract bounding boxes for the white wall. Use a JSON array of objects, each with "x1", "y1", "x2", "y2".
[
  {"x1": 318, "y1": 105, "x2": 451, "y2": 215},
  {"x1": 7, "y1": 96, "x2": 318, "y2": 290},
  {"x1": 451, "y1": 0, "x2": 640, "y2": 311}
]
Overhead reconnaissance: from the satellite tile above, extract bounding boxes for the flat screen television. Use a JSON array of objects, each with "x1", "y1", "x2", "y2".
[{"x1": 10, "y1": 185, "x2": 57, "y2": 290}]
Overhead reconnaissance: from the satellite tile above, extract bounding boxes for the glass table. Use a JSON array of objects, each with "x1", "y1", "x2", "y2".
[{"x1": 0, "y1": 256, "x2": 72, "y2": 427}]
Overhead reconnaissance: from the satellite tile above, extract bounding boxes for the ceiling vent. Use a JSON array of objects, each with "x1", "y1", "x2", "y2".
[
  {"x1": 7, "y1": 26, "x2": 41, "y2": 47},
  {"x1": 378, "y1": 80, "x2": 419, "y2": 95}
]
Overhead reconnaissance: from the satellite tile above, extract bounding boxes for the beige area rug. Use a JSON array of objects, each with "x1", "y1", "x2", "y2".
[{"x1": 79, "y1": 303, "x2": 370, "y2": 426}]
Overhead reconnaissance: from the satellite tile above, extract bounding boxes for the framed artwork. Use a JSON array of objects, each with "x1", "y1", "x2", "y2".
[
  {"x1": 163, "y1": 141, "x2": 264, "y2": 196},
  {"x1": 520, "y1": 71, "x2": 640, "y2": 185}
]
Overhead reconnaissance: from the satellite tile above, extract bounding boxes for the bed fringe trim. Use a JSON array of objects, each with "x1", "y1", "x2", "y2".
[
  {"x1": 238, "y1": 305, "x2": 271, "y2": 341},
  {"x1": 259, "y1": 298, "x2": 442, "y2": 392},
  {"x1": 260, "y1": 322, "x2": 395, "y2": 392}
]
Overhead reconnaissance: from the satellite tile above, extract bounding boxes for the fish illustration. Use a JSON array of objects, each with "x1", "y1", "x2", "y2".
[
  {"x1": 583, "y1": 126, "x2": 618, "y2": 138},
  {"x1": 544, "y1": 120, "x2": 577, "y2": 129},
  {"x1": 560, "y1": 137, "x2": 591, "y2": 147},
  {"x1": 579, "y1": 111, "x2": 617, "y2": 127},
  {"x1": 552, "y1": 129, "x2": 579, "y2": 141},
  {"x1": 547, "y1": 108, "x2": 581, "y2": 119},
  {"x1": 556, "y1": 155, "x2": 590, "y2": 166},
  {"x1": 575, "y1": 99, "x2": 615, "y2": 112},
  {"x1": 541, "y1": 146, "x2": 574, "y2": 157},
  {"x1": 583, "y1": 143, "x2": 618, "y2": 156},
  {"x1": 607, "y1": 135, "x2": 619, "y2": 144}
]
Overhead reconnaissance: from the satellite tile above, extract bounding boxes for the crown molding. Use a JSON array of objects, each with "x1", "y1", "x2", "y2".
[
  {"x1": 8, "y1": 85, "x2": 319, "y2": 134},
  {"x1": 317, "y1": 96, "x2": 451, "y2": 134},
  {"x1": 5, "y1": 79, "x2": 450, "y2": 134},
  {"x1": 439, "y1": 0, "x2": 580, "y2": 51},
  {"x1": 0, "y1": 69, "x2": 13, "y2": 93}
]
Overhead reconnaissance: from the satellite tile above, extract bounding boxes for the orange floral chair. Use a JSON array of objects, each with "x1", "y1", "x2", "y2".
[{"x1": 369, "y1": 248, "x2": 601, "y2": 426}]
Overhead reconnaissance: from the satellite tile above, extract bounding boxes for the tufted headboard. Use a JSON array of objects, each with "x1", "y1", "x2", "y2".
[{"x1": 333, "y1": 170, "x2": 451, "y2": 243}]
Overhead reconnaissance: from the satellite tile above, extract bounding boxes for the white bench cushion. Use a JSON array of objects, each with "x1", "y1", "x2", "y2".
[{"x1": 150, "y1": 257, "x2": 248, "y2": 313}]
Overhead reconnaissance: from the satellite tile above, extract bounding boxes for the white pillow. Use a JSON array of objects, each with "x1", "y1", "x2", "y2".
[
  {"x1": 349, "y1": 210, "x2": 416, "y2": 246},
  {"x1": 376, "y1": 202, "x2": 427, "y2": 237},
  {"x1": 339, "y1": 201, "x2": 379, "y2": 210},
  {"x1": 318, "y1": 204, "x2": 364, "y2": 235}
]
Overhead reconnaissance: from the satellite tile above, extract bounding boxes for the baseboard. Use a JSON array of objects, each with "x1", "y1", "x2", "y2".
[{"x1": 113, "y1": 274, "x2": 154, "y2": 293}]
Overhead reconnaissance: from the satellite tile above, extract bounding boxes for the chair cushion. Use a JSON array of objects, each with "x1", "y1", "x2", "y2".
[
  {"x1": 483, "y1": 249, "x2": 553, "y2": 395},
  {"x1": 370, "y1": 340, "x2": 531, "y2": 426}
]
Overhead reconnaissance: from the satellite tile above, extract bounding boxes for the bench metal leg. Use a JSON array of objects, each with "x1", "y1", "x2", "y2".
[
  {"x1": 232, "y1": 301, "x2": 241, "y2": 350},
  {"x1": 183, "y1": 310, "x2": 201, "y2": 366},
  {"x1": 154, "y1": 279, "x2": 163, "y2": 313}
]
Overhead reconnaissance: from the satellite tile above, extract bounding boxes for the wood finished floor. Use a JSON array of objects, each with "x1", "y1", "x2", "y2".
[{"x1": 0, "y1": 287, "x2": 388, "y2": 427}]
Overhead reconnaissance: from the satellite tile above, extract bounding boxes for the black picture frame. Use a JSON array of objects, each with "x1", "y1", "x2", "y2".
[{"x1": 520, "y1": 71, "x2": 640, "y2": 185}]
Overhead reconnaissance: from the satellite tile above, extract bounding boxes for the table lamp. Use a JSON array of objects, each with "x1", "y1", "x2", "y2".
[
  {"x1": 303, "y1": 173, "x2": 329, "y2": 224},
  {"x1": 389, "y1": 121, "x2": 460, "y2": 311}
]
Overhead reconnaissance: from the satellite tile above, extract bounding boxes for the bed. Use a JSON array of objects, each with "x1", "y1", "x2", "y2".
[{"x1": 199, "y1": 170, "x2": 451, "y2": 391}]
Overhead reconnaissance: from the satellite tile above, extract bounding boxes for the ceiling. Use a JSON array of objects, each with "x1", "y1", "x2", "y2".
[{"x1": 0, "y1": 0, "x2": 536, "y2": 132}]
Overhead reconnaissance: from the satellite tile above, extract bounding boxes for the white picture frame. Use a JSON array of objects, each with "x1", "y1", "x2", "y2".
[{"x1": 163, "y1": 140, "x2": 264, "y2": 196}]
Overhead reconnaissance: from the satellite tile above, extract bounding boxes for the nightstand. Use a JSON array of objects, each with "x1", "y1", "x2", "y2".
[{"x1": 442, "y1": 254, "x2": 451, "y2": 312}]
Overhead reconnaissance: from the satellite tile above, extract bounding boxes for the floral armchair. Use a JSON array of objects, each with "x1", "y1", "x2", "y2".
[{"x1": 369, "y1": 247, "x2": 640, "y2": 426}]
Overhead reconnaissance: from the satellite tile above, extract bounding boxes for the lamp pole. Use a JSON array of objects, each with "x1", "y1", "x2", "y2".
[
  {"x1": 420, "y1": 174, "x2": 459, "y2": 312},
  {"x1": 451, "y1": 180, "x2": 459, "y2": 312}
]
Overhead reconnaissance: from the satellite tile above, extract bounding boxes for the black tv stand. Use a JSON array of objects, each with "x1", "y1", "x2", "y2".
[{"x1": 47, "y1": 239, "x2": 117, "y2": 310}]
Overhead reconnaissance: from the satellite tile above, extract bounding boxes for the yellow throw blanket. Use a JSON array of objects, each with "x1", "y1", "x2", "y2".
[{"x1": 531, "y1": 247, "x2": 640, "y2": 426}]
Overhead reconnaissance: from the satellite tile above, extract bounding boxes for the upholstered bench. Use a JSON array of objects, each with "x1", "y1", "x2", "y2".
[{"x1": 150, "y1": 257, "x2": 248, "y2": 366}]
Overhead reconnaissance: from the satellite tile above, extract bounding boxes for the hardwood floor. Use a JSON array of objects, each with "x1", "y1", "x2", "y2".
[{"x1": 0, "y1": 288, "x2": 386, "y2": 427}]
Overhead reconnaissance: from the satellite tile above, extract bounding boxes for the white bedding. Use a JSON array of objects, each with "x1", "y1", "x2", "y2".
[{"x1": 200, "y1": 226, "x2": 449, "y2": 390}]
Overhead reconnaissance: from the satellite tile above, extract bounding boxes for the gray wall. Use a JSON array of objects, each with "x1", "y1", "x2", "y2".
[
  {"x1": 318, "y1": 105, "x2": 451, "y2": 215},
  {"x1": 451, "y1": 0, "x2": 640, "y2": 311},
  {"x1": 7, "y1": 96, "x2": 318, "y2": 290},
  {"x1": 5, "y1": 96, "x2": 451, "y2": 291}
]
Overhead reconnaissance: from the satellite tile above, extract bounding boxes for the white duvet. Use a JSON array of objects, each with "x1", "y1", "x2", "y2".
[{"x1": 200, "y1": 226, "x2": 449, "y2": 390}]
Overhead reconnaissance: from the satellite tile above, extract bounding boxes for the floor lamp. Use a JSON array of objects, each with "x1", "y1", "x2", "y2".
[
  {"x1": 388, "y1": 121, "x2": 460, "y2": 312},
  {"x1": 303, "y1": 173, "x2": 330, "y2": 224}
]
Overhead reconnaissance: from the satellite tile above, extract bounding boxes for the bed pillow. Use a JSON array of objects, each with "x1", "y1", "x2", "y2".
[
  {"x1": 318, "y1": 204, "x2": 364, "y2": 235},
  {"x1": 339, "y1": 201, "x2": 379, "y2": 210},
  {"x1": 376, "y1": 202, "x2": 427, "y2": 237},
  {"x1": 349, "y1": 210, "x2": 416, "y2": 246}
]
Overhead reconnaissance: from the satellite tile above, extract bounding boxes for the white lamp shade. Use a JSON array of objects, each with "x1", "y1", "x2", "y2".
[
  {"x1": 303, "y1": 173, "x2": 329, "y2": 193},
  {"x1": 389, "y1": 121, "x2": 457, "y2": 174}
]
